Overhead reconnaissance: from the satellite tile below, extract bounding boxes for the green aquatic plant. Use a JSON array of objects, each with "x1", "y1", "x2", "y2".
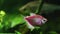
[
  {"x1": 49, "y1": 31, "x2": 58, "y2": 34},
  {"x1": 0, "y1": 10, "x2": 6, "y2": 22},
  {"x1": 0, "y1": 10, "x2": 6, "y2": 30},
  {"x1": 15, "y1": 30, "x2": 21, "y2": 34}
]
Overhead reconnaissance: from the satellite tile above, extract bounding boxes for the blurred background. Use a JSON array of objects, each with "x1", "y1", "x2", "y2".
[{"x1": 0, "y1": 0, "x2": 60, "y2": 34}]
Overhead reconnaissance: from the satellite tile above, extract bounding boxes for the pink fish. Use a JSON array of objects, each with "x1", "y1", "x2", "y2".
[{"x1": 24, "y1": 13, "x2": 47, "y2": 30}]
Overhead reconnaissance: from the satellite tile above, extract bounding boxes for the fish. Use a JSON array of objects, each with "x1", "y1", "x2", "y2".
[{"x1": 24, "y1": 13, "x2": 47, "y2": 31}]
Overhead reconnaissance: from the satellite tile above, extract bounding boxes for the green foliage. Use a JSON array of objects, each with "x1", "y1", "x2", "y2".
[
  {"x1": 15, "y1": 30, "x2": 21, "y2": 34},
  {"x1": 40, "y1": 32, "x2": 43, "y2": 34},
  {"x1": 0, "y1": 12, "x2": 26, "y2": 32},
  {"x1": 48, "y1": 31, "x2": 58, "y2": 34}
]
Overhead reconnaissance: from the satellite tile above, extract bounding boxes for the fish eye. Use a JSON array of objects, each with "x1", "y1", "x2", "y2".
[
  {"x1": 43, "y1": 18, "x2": 47, "y2": 21},
  {"x1": 42, "y1": 18, "x2": 47, "y2": 23},
  {"x1": 43, "y1": 19, "x2": 46, "y2": 21}
]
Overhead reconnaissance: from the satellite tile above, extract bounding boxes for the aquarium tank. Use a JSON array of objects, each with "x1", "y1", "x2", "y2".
[{"x1": 0, "y1": 0, "x2": 60, "y2": 34}]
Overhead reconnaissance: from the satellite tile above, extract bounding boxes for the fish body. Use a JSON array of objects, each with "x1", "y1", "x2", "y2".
[{"x1": 24, "y1": 13, "x2": 47, "y2": 30}]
